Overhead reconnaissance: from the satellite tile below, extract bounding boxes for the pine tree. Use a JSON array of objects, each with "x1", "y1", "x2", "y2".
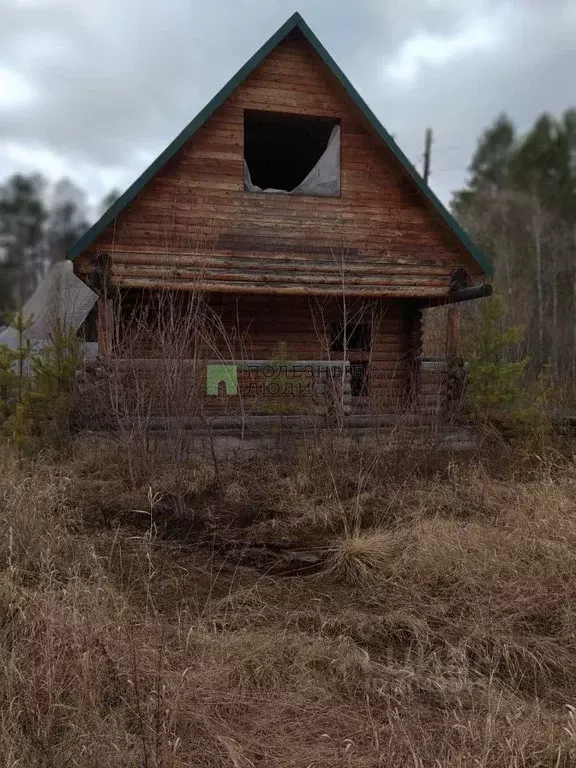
[
  {"x1": 465, "y1": 295, "x2": 528, "y2": 413},
  {"x1": 46, "y1": 178, "x2": 89, "y2": 264},
  {"x1": 452, "y1": 108, "x2": 576, "y2": 376},
  {"x1": 0, "y1": 174, "x2": 48, "y2": 312},
  {"x1": 0, "y1": 312, "x2": 35, "y2": 454},
  {"x1": 0, "y1": 312, "x2": 82, "y2": 453},
  {"x1": 28, "y1": 318, "x2": 83, "y2": 447},
  {"x1": 452, "y1": 114, "x2": 516, "y2": 217}
]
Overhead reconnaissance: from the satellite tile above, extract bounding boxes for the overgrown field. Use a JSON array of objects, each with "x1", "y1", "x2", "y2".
[{"x1": 2, "y1": 435, "x2": 576, "y2": 767}]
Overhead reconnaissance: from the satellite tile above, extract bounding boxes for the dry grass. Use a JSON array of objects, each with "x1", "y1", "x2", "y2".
[
  {"x1": 2, "y1": 437, "x2": 576, "y2": 766},
  {"x1": 324, "y1": 529, "x2": 406, "y2": 585}
]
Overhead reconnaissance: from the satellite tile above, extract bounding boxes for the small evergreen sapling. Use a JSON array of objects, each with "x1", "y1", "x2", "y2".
[
  {"x1": 0, "y1": 344, "x2": 17, "y2": 421},
  {"x1": 28, "y1": 318, "x2": 83, "y2": 446},
  {"x1": 0, "y1": 312, "x2": 83, "y2": 452},
  {"x1": 0, "y1": 313, "x2": 35, "y2": 452},
  {"x1": 465, "y1": 294, "x2": 528, "y2": 415}
]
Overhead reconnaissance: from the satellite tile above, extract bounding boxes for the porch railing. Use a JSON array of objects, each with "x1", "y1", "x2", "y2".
[{"x1": 105, "y1": 358, "x2": 352, "y2": 414}]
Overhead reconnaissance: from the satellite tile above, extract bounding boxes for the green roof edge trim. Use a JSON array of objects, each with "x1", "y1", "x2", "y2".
[{"x1": 68, "y1": 11, "x2": 493, "y2": 277}]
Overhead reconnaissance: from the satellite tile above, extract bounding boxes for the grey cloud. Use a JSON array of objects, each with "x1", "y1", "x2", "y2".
[{"x1": 0, "y1": 0, "x2": 575, "y2": 205}]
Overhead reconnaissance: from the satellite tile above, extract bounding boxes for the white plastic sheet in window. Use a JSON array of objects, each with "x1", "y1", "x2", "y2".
[{"x1": 244, "y1": 124, "x2": 341, "y2": 196}]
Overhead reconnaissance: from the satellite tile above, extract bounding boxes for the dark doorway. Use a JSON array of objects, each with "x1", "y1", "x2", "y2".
[
  {"x1": 330, "y1": 322, "x2": 371, "y2": 352},
  {"x1": 350, "y1": 361, "x2": 369, "y2": 397},
  {"x1": 330, "y1": 321, "x2": 371, "y2": 397}
]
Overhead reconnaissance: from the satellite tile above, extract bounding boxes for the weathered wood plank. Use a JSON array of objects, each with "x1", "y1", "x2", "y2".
[
  {"x1": 82, "y1": 30, "x2": 483, "y2": 297},
  {"x1": 114, "y1": 253, "x2": 454, "y2": 275},
  {"x1": 112, "y1": 267, "x2": 447, "y2": 290},
  {"x1": 113, "y1": 277, "x2": 447, "y2": 297}
]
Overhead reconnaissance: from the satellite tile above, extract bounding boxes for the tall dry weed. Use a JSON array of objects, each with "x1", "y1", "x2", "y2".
[{"x1": 2, "y1": 441, "x2": 576, "y2": 766}]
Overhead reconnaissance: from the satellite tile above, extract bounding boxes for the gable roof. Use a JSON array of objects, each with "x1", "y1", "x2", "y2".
[{"x1": 68, "y1": 12, "x2": 493, "y2": 277}]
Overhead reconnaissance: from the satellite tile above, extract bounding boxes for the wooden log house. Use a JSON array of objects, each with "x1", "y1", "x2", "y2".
[{"x1": 69, "y1": 13, "x2": 492, "y2": 423}]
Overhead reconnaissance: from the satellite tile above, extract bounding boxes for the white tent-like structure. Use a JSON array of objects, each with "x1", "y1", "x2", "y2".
[{"x1": 0, "y1": 261, "x2": 98, "y2": 357}]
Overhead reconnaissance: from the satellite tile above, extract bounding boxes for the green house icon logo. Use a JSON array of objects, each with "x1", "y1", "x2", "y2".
[{"x1": 206, "y1": 364, "x2": 238, "y2": 396}]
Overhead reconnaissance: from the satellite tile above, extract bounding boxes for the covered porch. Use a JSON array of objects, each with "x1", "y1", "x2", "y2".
[{"x1": 95, "y1": 289, "x2": 465, "y2": 421}]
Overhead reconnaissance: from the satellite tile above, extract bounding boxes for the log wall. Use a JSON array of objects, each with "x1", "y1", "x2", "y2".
[{"x1": 111, "y1": 292, "x2": 416, "y2": 413}]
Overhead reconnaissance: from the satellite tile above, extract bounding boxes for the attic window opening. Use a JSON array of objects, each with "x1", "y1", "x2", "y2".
[{"x1": 244, "y1": 111, "x2": 340, "y2": 196}]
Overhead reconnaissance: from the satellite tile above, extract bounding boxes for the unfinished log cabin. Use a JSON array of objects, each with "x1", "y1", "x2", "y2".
[{"x1": 70, "y1": 12, "x2": 492, "y2": 426}]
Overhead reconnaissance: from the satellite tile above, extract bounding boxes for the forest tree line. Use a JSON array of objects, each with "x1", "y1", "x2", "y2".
[
  {"x1": 454, "y1": 108, "x2": 576, "y2": 378},
  {"x1": 1, "y1": 108, "x2": 575, "y2": 377},
  {"x1": 0, "y1": 176, "x2": 117, "y2": 322}
]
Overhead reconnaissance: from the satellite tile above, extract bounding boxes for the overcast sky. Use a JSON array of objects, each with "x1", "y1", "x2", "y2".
[{"x1": 1, "y1": 0, "x2": 575, "y2": 210}]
